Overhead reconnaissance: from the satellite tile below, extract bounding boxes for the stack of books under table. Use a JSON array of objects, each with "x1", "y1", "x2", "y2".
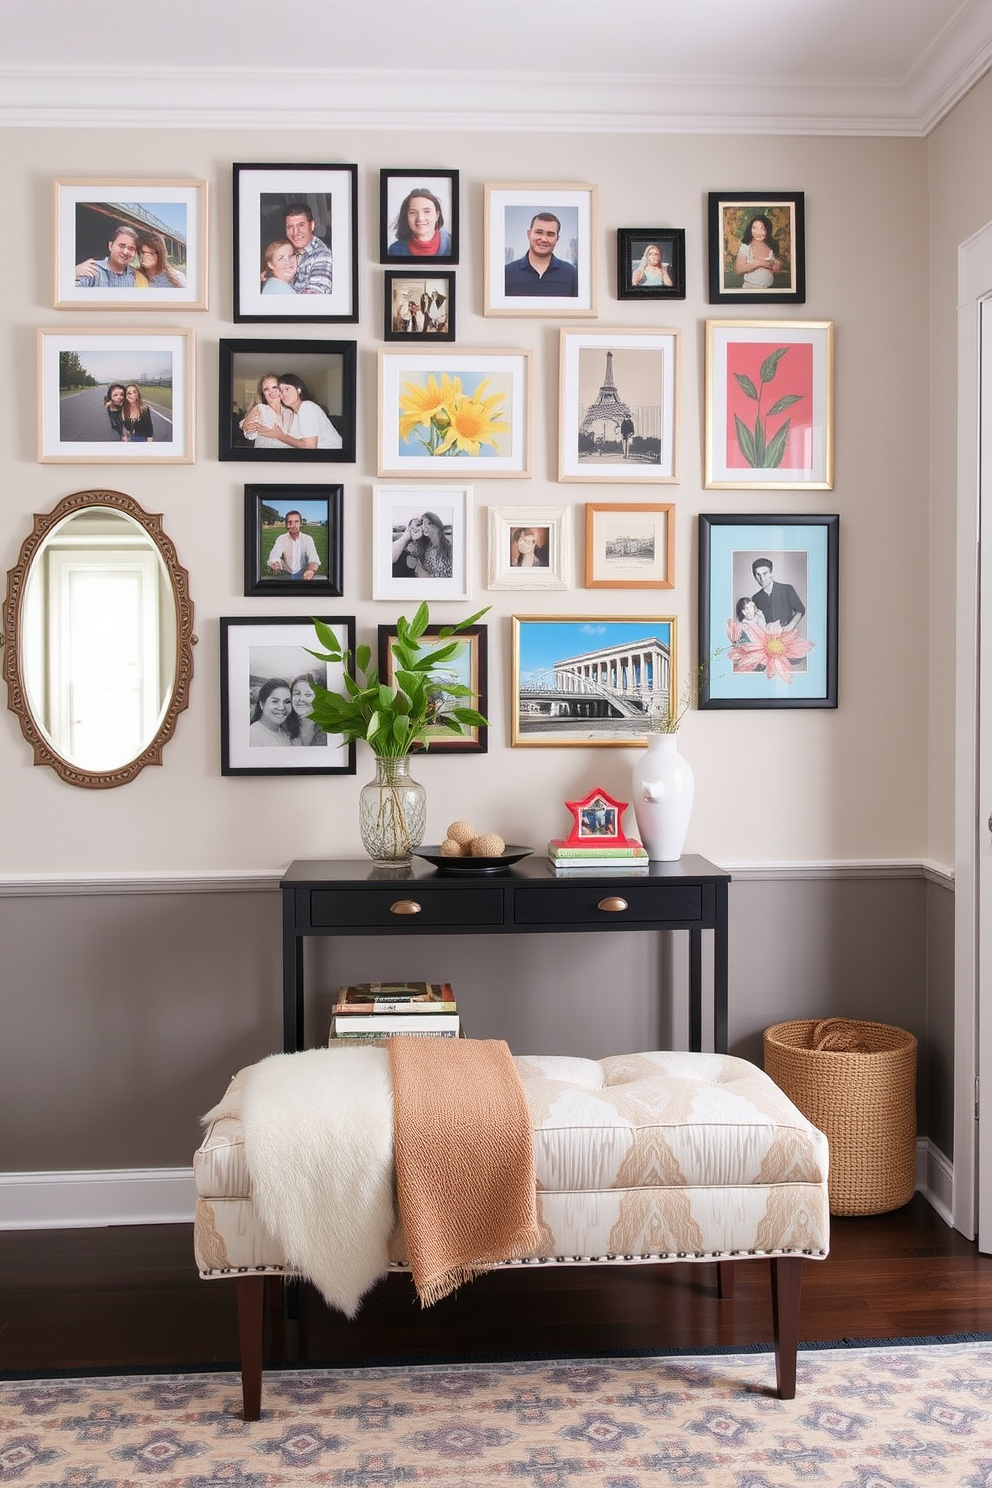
[
  {"x1": 547, "y1": 839, "x2": 650, "y2": 874},
  {"x1": 329, "y1": 981, "x2": 460, "y2": 1042}
]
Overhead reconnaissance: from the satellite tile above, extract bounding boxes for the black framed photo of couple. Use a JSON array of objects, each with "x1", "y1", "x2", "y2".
[
  {"x1": 698, "y1": 513, "x2": 838, "y2": 710},
  {"x1": 243, "y1": 484, "x2": 344, "y2": 597},
  {"x1": 232, "y1": 164, "x2": 358, "y2": 323},
  {"x1": 379, "y1": 170, "x2": 459, "y2": 265},
  {"x1": 54, "y1": 178, "x2": 208, "y2": 310},
  {"x1": 383, "y1": 270, "x2": 455, "y2": 342},
  {"x1": 707, "y1": 192, "x2": 806, "y2": 305},
  {"x1": 376, "y1": 623, "x2": 488, "y2": 754},
  {"x1": 220, "y1": 615, "x2": 356, "y2": 776},
  {"x1": 616, "y1": 229, "x2": 686, "y2": 301},
  {"x1": 372, "y1": 484, "x2": 472, "y2": 602},
  {"x1": 218, "y1": 339, "x2": 357, "y2": 463}
]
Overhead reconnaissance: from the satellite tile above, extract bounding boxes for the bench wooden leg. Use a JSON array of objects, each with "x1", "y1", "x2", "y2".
[
  {"x1": 236, "y1": 1275, "x2": 265, "y2": 1421},
  {"x1": 770, "y1": 1257, "x2": 803, "y2": 1400},
  {"x1": 717, "y1": 1259, "x2": 736, "y2": 1299}
]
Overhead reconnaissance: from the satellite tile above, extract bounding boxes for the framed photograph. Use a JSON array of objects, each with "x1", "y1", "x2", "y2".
[
  {"x1": 707, "y1": 191, "x2": 806, "y2": 305},
  {"x1": 379, "y1": 170, "x2": 459, "y2": 265},
  {"x1": 220, "y1": 615, "x2": 356, "y2": 776},
  {"x1": 487, "y1": 505, "x2": 570, "y2": 591},
  {"x1": 372, "y1": 484, "x2": 472, "y2": 601},
  {"x1": 377, "y1": 347, "x2": 531, "y2": 478},
  {"x1": 219, "y1": 339, "x2": 357, "y2": 463},
  {"x1": 54, "y1": 178, "x2": 207, "y2": 310},
  {"x1": 232, "y1": 163, "x2": 358, "y2": 323},
  {"x1": 559, "y1": 329, "x2": 679, "y2": 483},
  {"x1": 585, "y1": 503, "x2": 675, "y2": 589},
  {"x1": 704, "y1": 320, "x2": 833, "y2": 490},
  {"x1": 384, "y1": 270, "x2": 455, "y2": 342},
  {"x1": 616, "y1": 229, "x2": 686, "y2": 301},
  {"x1": 484, "y1": 183, "x2": 597, "y2": 317},
  {"x1": 511, "y1": 615, "x2": 678, "y2": 747},
  {"x1": 38, "y1": 327, "x2": 194, "y2": 463},
  {"x1": 377, "y1": 623, "x2": 487, "y2": 753},
  {"x1": 698, "y1": 513, "x2": 838, "y2": 710},
  {"x1": 243, "y1": 484, "x2": 343, "y2": 597}
]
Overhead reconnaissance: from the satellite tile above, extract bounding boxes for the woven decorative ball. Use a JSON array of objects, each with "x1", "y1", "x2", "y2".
[
  {"x1": 446, "y1": 820, "x2": 477, "y2": 846},
  {"x1": 469, "y1": 832, "x2": 505, "y2": 857}
]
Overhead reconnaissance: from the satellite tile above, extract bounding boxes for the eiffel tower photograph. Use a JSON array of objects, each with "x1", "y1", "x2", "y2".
[{"x1": 577, "y1": 346, "x2": 663, "y2": 467}]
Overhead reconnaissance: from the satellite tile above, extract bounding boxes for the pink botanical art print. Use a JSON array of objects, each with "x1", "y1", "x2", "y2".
[{"x1": 725, "y1": 341, "x2": 814, "y2": 470}]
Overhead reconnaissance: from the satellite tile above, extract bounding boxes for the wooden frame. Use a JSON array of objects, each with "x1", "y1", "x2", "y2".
[
  {"x1": 487, "y1": 505, "x2": 570, "y2": 591},
  {"x1": 220, "y1": 615, "x2": 356, "y2": 775},
  {"x1": 232, "y1": 163, "x2": 358, "y2": 323},
  {"x1": 219, "y1": 339, "x2": 357, "y2": 464},
  {"x1": 377, "y1": 347, "x2": 531, "y2": 477},
  {"x1": 383, "y1": 269, "x2": 455, "y2": 342},
  {"x1": 511, "y1": 614, "x2": 678, "y2": 746},
  {"x1": 484, "y1": 183, "x2": 597, "y2": 317},
  {"x1": 54, "y1": 177, "x2": 208, "y2": 310},
  {"x1": 707, "y1": 191, "x2": 806, "y2": 305},
  {"x1": 704, "y1": 320, "x2": 833, "y2": 489},
  {"x1": 616, "y1": 228, "x2": 686, "y2": 301},
  {"x1": 379, "y1": 169, "x2": 459, "y2": 264},
  {"x1": 584, "y1": 503, "x2": 674, "y2": 589},
  {"x1": 377, "y1": 623, "x2": 488, "y2": 753},
  {"x1": 372, "y1": 484, "x2": 472, "y2": 602},
  {"x1": 698, "y1": 513, "x2": 839, "y2": 709},
  {"x1": 243, "y1": 484, "x2": 343, "y2": 597},
  {"x1": 559, "y1": 328, "x2": 679, "y2": 483},
  {"x1": 38, "y1": 327, "x2": 194, "y2": 463}
]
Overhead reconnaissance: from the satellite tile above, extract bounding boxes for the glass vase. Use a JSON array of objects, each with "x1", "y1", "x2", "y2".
[{"x1": 358, "y1": 755, "x2": 427, "y2": 867}]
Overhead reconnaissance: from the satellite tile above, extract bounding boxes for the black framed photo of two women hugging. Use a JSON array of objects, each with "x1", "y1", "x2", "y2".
[
  {"x1": 218, "y1": 339, "x2": 357, "y2": 463},
  {"x1": 707, "y1": 191, "x2": 806, "y2": 305}
]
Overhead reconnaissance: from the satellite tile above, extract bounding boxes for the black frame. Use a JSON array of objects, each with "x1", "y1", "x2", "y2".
[
  {"x1": 376, "y1": 623, "x2": 488, "y2": 754},
  {"x1": 218, "y1": 338, "x2": 357, "y2": 464},
  {"x1": 616, "y1": 228, "x2": 686, "y2": 301},
  {"x1": 220, "y1": 614, "x2": 356, "y2": 776},
  {"x1": 243, "y1": 484, "x2": 343, "y2": 597},
  {"x1": 232, "y1": 162, "x2": 359, "y2": 323},
  {"x1": 383, "y1": 269, "x2": 456, "y2": 342},
  {"x1": 707, "y1": 191, "x2": 806, "y2": 305},
  {"x1": 379, "y1": 169, "x2": 459, "y2": 264},
  {"x1": 698, "y1": 513, "x2": 838, "y2": 710}
]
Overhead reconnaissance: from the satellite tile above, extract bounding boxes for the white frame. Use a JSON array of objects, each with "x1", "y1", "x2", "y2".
[
  {"x1": 559, "y1": 328, "x2": 680, "y2": 484},
  {"x1": 377, "y1": 348, "x2": 532, "y2": 478},
  {"x1": 233, "y1": 164, "x2": 358, "y2": 323},
  {"x1": 372, "y1": 484, "x2": 472, "y2": 602},
  {"x1": 487, "y1": 505, "x2": 570, "y2": 591},
  {"x1": 38, "y1": 328, "x2": 194, "y2": 464},
  {"x1": 54, "y1": 178, "x2": 207, "y2": 310},
  {"x1": 484, "y1": 183, "x2": 598, "y2": 318}
]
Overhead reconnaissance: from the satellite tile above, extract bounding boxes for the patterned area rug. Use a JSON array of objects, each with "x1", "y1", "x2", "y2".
[{"x1": 4, "y1": 1341, "x2": 992, "y2": 1486}]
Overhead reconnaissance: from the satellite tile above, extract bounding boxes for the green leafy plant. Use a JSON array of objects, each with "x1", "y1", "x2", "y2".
[
  {"x1": 734, "y1": 347, "x2": 804, "y2": 468},
  {"x1": 306, "y1": 601, "x2": 489, "y2": 757}
]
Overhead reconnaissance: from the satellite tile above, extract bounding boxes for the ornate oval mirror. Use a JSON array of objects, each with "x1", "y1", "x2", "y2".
[{"x1": 3, "y1": 489, "x2": 195, "y2": 788}]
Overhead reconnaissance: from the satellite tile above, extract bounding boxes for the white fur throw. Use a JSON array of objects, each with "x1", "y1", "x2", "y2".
[{"x1": 207, "y1": 1047, "x2": 396, "y2": 1318}]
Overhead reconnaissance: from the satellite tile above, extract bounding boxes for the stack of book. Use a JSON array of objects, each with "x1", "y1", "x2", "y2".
[
  {"x1": 547, "y1": 839, "x2": 650, "y2": 874},
  {"x1": 329, "y1": 981, "x2": 460, "y2": 1041}
]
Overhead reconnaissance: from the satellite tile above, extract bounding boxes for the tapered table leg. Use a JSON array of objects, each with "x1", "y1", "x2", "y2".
[
  {"x1": 236, "y1": 1275, "x2": 265, "y2": 1421},
  {"x1": 770, "y1": 1257, "x2": 803, "y2": 1400}
]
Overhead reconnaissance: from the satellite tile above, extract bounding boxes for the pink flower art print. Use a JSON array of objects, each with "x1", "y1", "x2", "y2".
[{"x1": 726, "y1": 612, "x2": 813, "y2": 682}]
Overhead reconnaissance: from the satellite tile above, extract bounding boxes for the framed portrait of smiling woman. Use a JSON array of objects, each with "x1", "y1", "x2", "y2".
[
  {"x1": 379, "y1": 170, "x2": 459, "y2": 264},
  {"x1": 707, "y1": 191, "x2": 806, "y2": 305}
]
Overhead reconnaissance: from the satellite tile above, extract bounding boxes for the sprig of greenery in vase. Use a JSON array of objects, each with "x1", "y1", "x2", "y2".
[{"x1": 647, "y1": 653, "x2": 720, "y2": 734}]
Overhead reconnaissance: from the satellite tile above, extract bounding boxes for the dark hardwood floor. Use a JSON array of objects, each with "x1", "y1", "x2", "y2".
[{"x1": 3, "y1": 1195, "x2": 992, "y2": 1375}]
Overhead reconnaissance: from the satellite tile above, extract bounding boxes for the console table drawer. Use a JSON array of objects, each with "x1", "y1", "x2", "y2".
[
  {"x1": 308, "y1": 886, "x2": 506, "y2": 930},
  {"x1": 513, "y1": 882, "x2": 703, "y2": 928}
]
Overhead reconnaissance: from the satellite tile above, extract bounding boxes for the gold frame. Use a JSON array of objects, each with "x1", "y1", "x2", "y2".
[
  {"x1": 584, "y1": 503, "x2": 675, "y2": 589},
  {"x1": 483, "y1": 182, "x2": 598, "y2": 318}
]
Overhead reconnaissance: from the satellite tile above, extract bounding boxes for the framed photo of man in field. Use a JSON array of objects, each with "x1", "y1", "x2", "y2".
[{"x1": 243, "y1": 485, "x2": 343, "y2": 596}]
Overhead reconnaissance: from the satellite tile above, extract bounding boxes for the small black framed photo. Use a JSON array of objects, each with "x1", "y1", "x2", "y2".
[
  {"x1": 219, "y1": 339, "x2": 357, "y2": 463},
  {"x1": 379, "y1": 170, "x2": 458, "y2": 264},
  {"x1": 383, "y1": 270, "x2": 455, "y2": 341},
  {"x1": 698, "y1": 513, "x2": 838, "y2": 709},
  {"x1": 233, "y1": 163, "x2": 358, "y2": 323},
  {"x1": 220, "y1": 615, "x2": 356, "y2": 776},
  {"x1": 244, "y1": 484, "x2": 343, "y2": 597},
  {"x1": 707, "y1": 192, "x2": 806, "y2": 305},
  {"x1": 377, "y1": 623, "x2": 488, "y2": 754},
  {"x1": 616, "y1": 229, "x2": 686, "y2": 301}
]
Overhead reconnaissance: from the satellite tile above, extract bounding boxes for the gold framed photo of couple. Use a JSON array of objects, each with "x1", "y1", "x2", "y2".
[
  {"x1": 377, "y1": 347, "x2": 532, "y2": 478},
  {"x1": 379, "y1": 169, "x2": 459, "y2": 265},
  {"x1": 707, "y1": 191, "x2": 806, "y2": 305},
  {"x1": 616, "y1": 229, "x2": 686, "y2": 301},
  {"x1": 383, "y1": 270, "x2": 455, "y2": 342},
  {"x1": 218, "y1": 339, "x2": 357, "y2": 464},
  {"x1": 483, "y1": 184, "x2": 598, "y2": 318},
  {"x1": 243, "y1": 484, "x2": 344, "y2": 598},
  {"x1": 54, "y1": 178, "x2": 208, "y2": 310},
  {"x1": 486, "y1": 505, "x2": 570, "y2": 592},
  {"x1": 232, "y1": 163, "x2": 358, "y2": 323},
  {"x1": 372, "y1": 485, "x2": 472, "y2": 603}
]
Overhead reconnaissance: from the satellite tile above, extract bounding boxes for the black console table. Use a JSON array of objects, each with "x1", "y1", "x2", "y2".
[{"x1": 280, "y1": 854, "x2": 731, "y2": 1055}]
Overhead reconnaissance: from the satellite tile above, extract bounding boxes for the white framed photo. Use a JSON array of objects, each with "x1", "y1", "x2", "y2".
[
  {"x1": 54, "y1": 178, "x2": 207, "y2": 310},
  {"x1": 559, "y1": 328, "x2": 680, "y2": 483},
  {"x1": 487, "y1": 505, "x2": 570, "y2": 591},
  {"x1": 372, "y1": 484, "x2": 472, "y2": 602},
  {"x1": 38, "y1": 328, "x2": 194, "y2": 463},
  {"x1": 377, "y1": 348, "x2": 532, "y2": 478},
  {"x1": 484, "y1": 184, "x2": 598, "y2": 317}
]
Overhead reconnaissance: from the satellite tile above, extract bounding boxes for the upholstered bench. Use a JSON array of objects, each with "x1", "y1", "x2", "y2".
[{"x1": 194, "y1": 1049, "x2": 829, "y2": 1419}]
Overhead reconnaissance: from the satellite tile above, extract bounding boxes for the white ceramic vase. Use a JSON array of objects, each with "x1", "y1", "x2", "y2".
[{"x1": 631, "y1": 733, "x2": 695, "y2": 862}]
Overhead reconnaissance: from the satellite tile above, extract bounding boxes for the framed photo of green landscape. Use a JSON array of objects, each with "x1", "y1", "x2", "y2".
[{"x1": 243, "y1": 484, "x2": 343, "y2": 596}]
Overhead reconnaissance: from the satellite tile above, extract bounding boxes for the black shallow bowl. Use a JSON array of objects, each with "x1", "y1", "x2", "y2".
[{"x1": 414, "y1": 845, "x2": 534, "y2": 875}]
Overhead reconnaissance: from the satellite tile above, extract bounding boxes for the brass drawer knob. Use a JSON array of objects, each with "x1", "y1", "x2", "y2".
[
  {"x1": 389, "y1": 899, "x2": 423, "y2": 916},
  {"x1": 597, "y1": 896, "x2": 629, "y2": 913}
]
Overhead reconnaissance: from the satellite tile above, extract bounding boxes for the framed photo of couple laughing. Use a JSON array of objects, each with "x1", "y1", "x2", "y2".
[
  {"x1": 54, "y1": 178, "x2": 208, "y2": 310},
  {"x1": 232, "y1": 163, "x2": 358, "y2": 324}
]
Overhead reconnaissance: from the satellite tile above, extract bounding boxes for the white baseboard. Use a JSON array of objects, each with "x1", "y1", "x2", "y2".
[
  {"x1": 917, "y1": 1137, "x2": 954, "y2": 1226},
  {"x1": 0, "y1": 1168, "x2": 196, "y2": 1229}
]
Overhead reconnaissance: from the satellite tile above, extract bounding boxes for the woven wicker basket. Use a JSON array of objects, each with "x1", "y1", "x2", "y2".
[{"x1": 763, "y1": 1018, "x2": 917, "y2": 1217}]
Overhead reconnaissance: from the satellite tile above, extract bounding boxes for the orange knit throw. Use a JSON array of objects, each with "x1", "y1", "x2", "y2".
[{"x1": 389, "y1": 1038, "x2": 541, "y2": 1307}]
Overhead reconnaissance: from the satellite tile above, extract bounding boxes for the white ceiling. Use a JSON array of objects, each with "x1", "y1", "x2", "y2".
[{"x1": 3, "y1": 0, "x2": 992, "y2": 134}]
